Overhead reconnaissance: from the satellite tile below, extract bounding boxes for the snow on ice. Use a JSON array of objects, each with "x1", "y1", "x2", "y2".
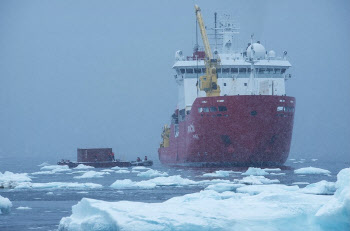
[
  {"x1": 294, "y1": 167, "x2": 331, "y2": 175},
  {"x1": 73, "y1": 171, "x2": 109, "y2": 179},
  {"x1": 137, "y1": 169, "x2": 168, "y2": 178},
  {"x1": 0, "y1": 171, "x2": 32, "y2": 188},
  {"x1": 0, "y1": 195, "x2": 12, "y2": 215},
  {"x1": 242, "y1": 167, "x2": 269, "y2": 176}
]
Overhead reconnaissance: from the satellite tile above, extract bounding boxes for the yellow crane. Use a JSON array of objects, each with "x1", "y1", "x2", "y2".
[{"x1": 195, "y1": 5, "x2": 221, "y2": 97}]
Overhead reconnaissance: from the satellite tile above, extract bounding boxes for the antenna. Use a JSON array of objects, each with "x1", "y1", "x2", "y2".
[
  {"x1": 195, "y1": 13, "x2": 199, "y2": 52},
  {"x1": 214, "y1": 12, "x2": 217, "y2": 51}
]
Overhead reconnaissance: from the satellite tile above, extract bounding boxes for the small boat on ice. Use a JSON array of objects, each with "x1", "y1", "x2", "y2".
[{"x1": 57, "y1": 148, "x2": 153, "y2": 168}]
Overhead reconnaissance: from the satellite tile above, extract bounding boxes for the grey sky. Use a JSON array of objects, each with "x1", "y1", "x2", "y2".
[{"x1": 0, "y1": 0, "x2": 349, "y2": 164}]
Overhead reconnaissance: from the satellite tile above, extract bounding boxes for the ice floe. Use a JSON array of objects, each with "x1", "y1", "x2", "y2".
[
  {"x1": 37, "y1": 162, "x2": 50, "y2": 167},
  {"x1": 0, "y1": 171, "x2": 32, "y2": 188},
  {"x1": 263, "y1": 168, "x2": 281, "y2": 172},
  {"x1": 204, "y1": 183, "x2": 245, "y2": 192},
  {"x1": 111, "y1": 175, "x2": 197, "y2": 190},
  {"x1": 16, "y1": 206, "x2": 32, "y2": 210},
  {"x1": 300, "y1": 180, "x2": 336, "y2": 195},
  {"x1": 315, "y1": 168, "x2": 350, "y2": 230},
  {"x1": 0, "y1": 195, "x2": 12, "y2": 214},
  {"x1": 311, "y1": 159, "x2": 318, "y2": 162},
  {"x1": 73, "y1": 164, "x2": 94, "y2": 170},
  {"x1": 33, "y1": 165, "x2": 72, "y2": 175},
  {"x1": 237, "y1": 176, "x2": 280, "y2": 185},
  {"x1": 202, "y1": 170, "x2": 235, "y2": 177},
  {"x1": 114, "y1": 170, "x2": 130, "y2": 174},
  {"x1": 137, "y1": 169, "x2": 168, "y2": 178},
  {"x1": 73, "y1": 171, "x2": 109, "y2": 179},
  {"x1": 292, "y1": 182, "x2": 310, "y2": 185},
  {"x1": 14, "y1": 182, "x2": 103, "y2": 190},
  {"x1": 294, "y1": 167, "x2": 331, "y2": 175},
  {"x1": 237, "y1": 184, "x2": 300, "y2": 195},
  {"x1": 132, "y1": 166, "x2": 150, "y2": 170},
  {"x1": 242, "y1": 167, "x2": 269, "y2": 176}
]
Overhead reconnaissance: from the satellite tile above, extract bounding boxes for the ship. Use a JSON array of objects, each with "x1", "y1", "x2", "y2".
[{"x1": 158, "y1": 5, "x2": 295, "y2": 166}]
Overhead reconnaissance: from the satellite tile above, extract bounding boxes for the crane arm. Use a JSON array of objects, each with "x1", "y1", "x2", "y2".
[{"x1": 195, "y1": 5, "x2": 213, "y2": 60}]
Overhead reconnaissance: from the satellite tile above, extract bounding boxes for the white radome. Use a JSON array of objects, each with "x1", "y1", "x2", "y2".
[
  {"x1": 247, "y1": 43, "x2": 266, "y2": 59},
  {"x1": 268, "y1": 50, "x2": 276, "y2": 58}
]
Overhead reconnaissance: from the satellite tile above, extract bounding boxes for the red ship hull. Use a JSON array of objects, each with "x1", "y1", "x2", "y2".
[{"x1": 158, "y1": 95, "x2": 295, "y2": 166}]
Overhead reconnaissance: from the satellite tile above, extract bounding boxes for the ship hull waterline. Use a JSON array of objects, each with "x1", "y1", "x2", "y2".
[{"x1": 158, "y1": 95, "x2": 295, "y2": 167}]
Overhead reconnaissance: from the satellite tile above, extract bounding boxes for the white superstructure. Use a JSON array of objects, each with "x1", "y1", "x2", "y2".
[{"x1": 173, "y1": 15, "x2": 292, "y2": 112}]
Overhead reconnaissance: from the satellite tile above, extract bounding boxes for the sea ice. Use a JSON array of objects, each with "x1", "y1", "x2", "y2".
[
  {"x1": 0, "y1": 195, "x2": 12, "y2": 214},
  {"x1": 263, "y1": 168, "x2": 281, "y2": 172},
  {"x1": 237, "y1": 184, "x2": 299, "y2": 195},
  {"x1": 14, "y1": 182, "x2": 103, "y2": 190},
  {"x1": 101, "y1": 169, "x2": 114, "y2": 172},
  {"x1": 137, "y1": 169, "x2": 168, "y2": 178},
  {"x1": 58, "y1": 187, "x2": 334, "y2": 231},
  {"x1": 292, "y1": 182, "x2": 310, "y2": 185},
  {"x1": 294, "y1": 167, "x2": 331, "y2": 175},
  {"x1": 74, "y1": 164, "x2": 94, "y2": 170},
  {"x1": 114, "y1": 170, "x2": 130, "y2": 174},
  {"x1": 300, "y1": 180, "x2": 336, "y2": 195},
  {"x1": 204, "y1": 183, "x2": 245, "y2": 192},
  {"x1": 110, "y1": 175, "x2": 197, "y2": 190},
  {"x1": 0, "y1": 171, "x2": 32, "y2": 188},
  {"x1": 110, "y1": 179, "x2": 156, "y2": 190},
  {"x1": 41, "y1": 165, "x2": 70, "y2": 171},
  {"x1": 37, "y1": 162, "x2": 50, "y2": 167},
  {"x1": 73, "y1": 171, "x2": 109, "y2": 179},
  {"x1": 16, "y1": 206, "x2": 32, "y2": 210},
  {"x1": 315, "y1": 168, "x2": 350, "y2": 230},
  {"x1": 311, "y1": 159, "x2": 318, "y2": 162},
  {"x1": 237, "y1": 176, "x2": 280, "y2": 185},
  {"x1": 111, "y1": 166, "x2": 128, "y2": 170},
  {"x1": 202, "y1": 170, "x2": 233, "y2": 177},
  {"x1": 242, "y1": 167, "x2": 269, "y2": 176},
  {"x1": 132, "y1": 166, "x2": 150, "y2": 170}
]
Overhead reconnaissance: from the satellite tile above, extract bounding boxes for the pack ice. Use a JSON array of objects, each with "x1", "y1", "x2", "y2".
[{"x1": 58, "y1": 168, "x2": 350, "y2": 231}]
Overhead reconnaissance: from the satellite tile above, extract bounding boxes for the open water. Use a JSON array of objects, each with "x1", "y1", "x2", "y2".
[{"x1": 0, "y1": 157, "x2": 348, "y2": 231}]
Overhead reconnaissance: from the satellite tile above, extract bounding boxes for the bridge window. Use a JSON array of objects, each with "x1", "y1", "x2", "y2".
[
  {"x1": 216, "y1": 68, "x2": 221, "y2": 73},
  {"x1": 281, "y1": 68, "x2": 286, "y2": 74},
  {"x1": 203, "y1": 107, "x2": 210, "y2": 112},
  {"x1": 231, "y1": 68, "x2": 238, "y2": 73},
  {"x1": 266, "y1": 68, "x2": 273, "y2": 73},
  {"x1": 247, "y1": 68, "x2": 251, "y2": 73},
  {"x1": 259, "y1": 68, "x2": 266, "y2": 74},
  {"x1": 239, "y1": 68, "x2": 246, "y2": 73},
  {"x1": 202, "y1": 68, "x2": 206, "y2": 73},
  {"x1": 194, "y1": 68, "x2": 201, "y2": 73},
  {"x1": 274, "y1": 68, "x2": 281, "y2": 74},
  {"x1": 180, "y1": 68, "x2": 185, "y2": 74},
  {"x1": 222, "y1": 68, "x2": 230, "y2": 73},
  {"x1": 210, "y1": 107, "x2": 217, "y2": 112},
  {"x1": 277, "y1": 106, "x2": 284, "y2": 112},
  {"x1": 198, "y1": 108, "x2": 203, "y2": 113},
  {"x1": 244, "y1": 83, "x2": 247, "y2": 86},
  {"x1": 186, "y1": 68, "x2": 193, "y2": 73},
  {"x1": 218, "y1": 106, "x2": 227, "y2": 111}
]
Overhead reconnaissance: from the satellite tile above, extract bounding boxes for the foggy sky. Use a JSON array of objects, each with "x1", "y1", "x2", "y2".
[{"x1": 0, "y1": 0, "x2": 349, "y2": 165}]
